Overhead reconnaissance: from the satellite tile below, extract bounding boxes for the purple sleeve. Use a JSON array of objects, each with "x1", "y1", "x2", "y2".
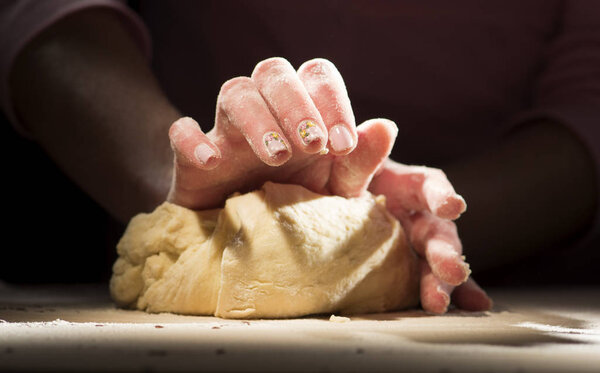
[
  {"x1": 509, "y1": 0, "x2": 600, "y2": 243},
  {"x1": 0, "y1": 0, "x2": 151, "y2": 137}
]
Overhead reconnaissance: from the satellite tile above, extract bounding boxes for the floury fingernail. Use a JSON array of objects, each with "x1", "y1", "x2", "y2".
[
  {"x1": 329, "y1": 124, "x2": 354, "y2": 152},
  {"x1": 298, "y1": 120, "x2": 323, "y2": 145},
  {"x1": 263, "y1": 131, "x2": 288, "y2": 156},
  {"x1": 194, "y1": 143, "x2": 216, "y2": 164}
]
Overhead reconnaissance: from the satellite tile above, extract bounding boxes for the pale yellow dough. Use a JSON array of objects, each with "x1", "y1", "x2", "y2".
[{"x1": 110, "y1": 182, "x2": 419, "y2": 318}]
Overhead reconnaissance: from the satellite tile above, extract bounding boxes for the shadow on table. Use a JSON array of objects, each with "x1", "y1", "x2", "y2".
[{"x1": 351, "y1": 306, "x2": 591, "y2": 347}]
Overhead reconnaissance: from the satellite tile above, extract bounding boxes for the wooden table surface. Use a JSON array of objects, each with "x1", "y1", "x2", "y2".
[{"x1": 0, "y1": 283, "x2": 599, "y2": 372}]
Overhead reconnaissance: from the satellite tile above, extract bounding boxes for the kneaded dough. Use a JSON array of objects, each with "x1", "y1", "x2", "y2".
[{"x1": 110, "y1": 182, "x2": 419, "y2": 318}]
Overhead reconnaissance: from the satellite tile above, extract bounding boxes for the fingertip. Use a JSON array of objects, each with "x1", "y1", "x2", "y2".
[
  {"x1": 435, "y1": 285, "x2": 452, "y2": 313},
  {"x1": 420, "y1": 260, "x2": 453, "y2": 314},
  {"x1": 355, "y1": 118, "x2": 398, "y2": 151},
  {"x1": 427, "y1": 240, "x2": 471, "y2": 286},
  {"x1": 426, "y1": 237, "x2": 470, "y2": 286},
  {"x1": 433, "y1": 194, "x2": 467, "y2": 220},
  {"x1": 433, "y1": 260, "x2": 471, "y2": 287},
  {"x1": 328, "y1": 118, "x2": 398, "y2": 197},
  {"x1": 420, "y1": 168, "x2": 467, "y2": 219},
  {"x1": 297, "y1": 58, "x2": 357, "y2": 156},
  {"x1": 481, "y1": 295, "x2": 494, "y2": 311},
  {"x1": 169, "y1": 116, "x2": 222, "y2": 170},
  {"x1": 452, "y1": 278, "x2": 494, "y2": 312},
  {"x1": 297, "y1": 58, "x2": 337, "y2": 76},
  {"x1": 169, "y1": 116, "x2": 195, "y2": 139},
  {"x1": 362, "y1": 118, "x2": 398, "y2": 138},
  {"x1": 422, "y1": 286, "x2": 451, "y2": 315},
  {"x1": 251, "y1": 57, "x2": 293, "y2": 79}
]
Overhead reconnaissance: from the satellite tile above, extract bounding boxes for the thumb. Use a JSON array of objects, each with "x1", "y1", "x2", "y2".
[
  {"x1": 169, "y1": 117, "x2": 221, "y2": 170},
  {"x1": 328, "y1": 118, "x2": 398, "y2": 197}
]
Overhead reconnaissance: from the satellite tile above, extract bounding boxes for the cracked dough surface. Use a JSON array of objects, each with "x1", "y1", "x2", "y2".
[{"x1": 110, "y1": 182, "x2": 419, "y2": 318}]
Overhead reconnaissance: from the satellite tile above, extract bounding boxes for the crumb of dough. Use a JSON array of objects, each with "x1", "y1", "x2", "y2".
[{"x1": 329, "y1": 315, "x2": 351, "y2": 323}]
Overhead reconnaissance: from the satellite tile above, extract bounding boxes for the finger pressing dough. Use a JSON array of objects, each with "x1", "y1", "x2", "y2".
[{"x1": 110, "y1": 182, "x2": 419, "y2": 318}]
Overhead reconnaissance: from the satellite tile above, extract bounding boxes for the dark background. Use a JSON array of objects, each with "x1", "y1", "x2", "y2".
[{"x1": 1, "y1": 111, "x2": 121, "y2": 283}]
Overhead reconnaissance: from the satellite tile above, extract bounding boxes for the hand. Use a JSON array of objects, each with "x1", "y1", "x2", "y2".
[
  {"x1": 369, "y1": 160, "x2": 493, "y2": 313},
  {"x1": 167, "y1": 57, "x2": 396, "y2": 209},
  {"x1": 167, "y1": 56, "x2": 492, "y2": 314}
]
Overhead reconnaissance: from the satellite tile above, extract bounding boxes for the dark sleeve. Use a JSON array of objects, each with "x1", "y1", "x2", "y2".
[
  {"x1": 509, "y1": 0, "x2": 600, "y2": 242},
  {"x1": 0, "y1": 0, "x2": 151, "y2": 136}
]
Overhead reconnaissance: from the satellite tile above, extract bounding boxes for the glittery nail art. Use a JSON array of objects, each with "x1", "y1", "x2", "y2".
[
  {"x1": 298, "y1": 120, "x2": 322, "y2": 144},
  {"x1": 263, "y1": 132, "x2": 287, "y2": 156}
]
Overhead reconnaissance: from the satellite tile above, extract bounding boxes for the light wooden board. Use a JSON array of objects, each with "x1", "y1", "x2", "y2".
[{"x1": 0, "y1": 283, "x2": 599, "y2": 372}]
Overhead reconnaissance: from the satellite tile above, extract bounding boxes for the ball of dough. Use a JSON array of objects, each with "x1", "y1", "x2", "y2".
[{"x1": 110, "y1": 182, "x2": 419, "y2": 318}]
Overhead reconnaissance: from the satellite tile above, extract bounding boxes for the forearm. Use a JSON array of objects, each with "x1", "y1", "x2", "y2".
[
  {"x1": 10, "y1": 8, "x2": 180, "y2": 223},
  {"x1": 444, "y1": 121, "x2": 597, "y2": 271}
]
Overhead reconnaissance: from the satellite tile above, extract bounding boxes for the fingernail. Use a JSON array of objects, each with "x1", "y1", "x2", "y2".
[
  {"x1": 298, "y1": 120, "x2": 324, "y2": 145},
  {"x1": 263, "y1": 131, "x2": 288, "y2": 156},
  {"x1": 194, "y1": 143, "x2": 216, "y2": 164},
  {"x1": 436, "y1": 285, "x2": 451, "y2": 312},
  {"x1": 329, "y1": 124, "x2": 353, "y2": 152}
]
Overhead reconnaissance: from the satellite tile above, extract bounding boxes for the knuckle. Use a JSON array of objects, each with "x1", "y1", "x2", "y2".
[
  {"x1": 218, "y1": 77, "x2": 258, "y2": 115},
  {"x1": 252, "y1": 57, "x2": 293, "y2": 78},
  {"x1": 169, "y1": 117, "x2": 196, "y2": 138},
  {"x1": 219, "y1": 76, "x2": 253, "y2": 96},
  {"x1": 362, "y1": 118, "x2": 397, "y2": 132},
  {"x1": 379, "y1": 118, "x2": 398, "y2": 130},
  {"x1": 420, "y1": 166, "x2": 446, "y2": 181},
  {"x1": 298, "y1": 60, "x2": 345, "y2": 94},
  {"x1": 441, "y1": 219, "x2": 458, "y2": 236},
  {"x1": 168, "y1": 126, "x2": 180, "y2": 145},
  {"x1": 409, "y1": 213, "x2": 431, "y2": 245},
  {"x1": 298, "y1": 58, "x2": 337, "y2": 76},
  {"x1": 413, "y1": 213, "x2": 457, "y2": 246},
  {"x1": 429, "y1": 167, "x2": 446, "y2": 178},
  {"x1": 407, "y1": 166, "x2": 428, "y2": 182},
  {"x1": 168, "y1": 121, "x2": 182, "y2": 139}
]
